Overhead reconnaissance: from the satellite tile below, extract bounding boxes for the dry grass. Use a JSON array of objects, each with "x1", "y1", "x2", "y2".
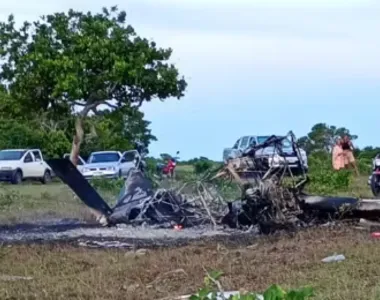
[{"x1": 1, "y1": 227, "x2": 380, "y2": 299}]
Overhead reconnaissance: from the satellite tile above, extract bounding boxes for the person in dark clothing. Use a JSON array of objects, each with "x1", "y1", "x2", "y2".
[{"x1": 341, "y1": 135, "x2": 359, "y2": 175}]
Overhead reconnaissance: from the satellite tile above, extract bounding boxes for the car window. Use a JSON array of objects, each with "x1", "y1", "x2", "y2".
[
  {"x1": 249, "y1": 137, "x2": 257, "y2": 147},
  {"x1": 257, "y1": 136, "x2": 270, "y2": 144},
  {"x1": 88, "y1": 152, "x2": 120, "y2": 163},
  {"x1": 282, "y1": 138, "x2": 293, "y2": 149},
  {"x1": 24, "y1": 152, "x2": 33, "y2": 163},
  {"x1": 0, "y1": 150, "x2": 26, "y2": 161},
  {"x1": 122, "y1": 151, "x2": 136, "y2": 162},
  {"x1": 232, "y1": 139, "x2": 240, "y2": 149},
  {"x1": 240, "y1": 137, "x2": 250, "y2": 149},
  {"x1": 32, "y1": 151, "x2": 42, "y2": 161}
]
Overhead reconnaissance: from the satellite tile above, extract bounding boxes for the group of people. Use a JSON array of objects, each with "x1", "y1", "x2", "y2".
[{"x1": 332, "y1": 135, "x2": 359, "y2": 175}]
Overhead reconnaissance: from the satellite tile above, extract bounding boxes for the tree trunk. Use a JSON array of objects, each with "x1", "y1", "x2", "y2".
[
  {"x1": 69, "y1": 117, "x2": 84, "y2": 167},
  {"x1": 69, "y1": 113, "x2": 108, "y2": 225}
]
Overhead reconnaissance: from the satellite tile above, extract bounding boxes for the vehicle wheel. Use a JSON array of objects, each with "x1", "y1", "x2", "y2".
[
  {"x1": 11, "y1": 170, "x2": 22, "y2": 185},
  {"x1": 371, "y1": 174, "x2": 380, "y2": 198},
  {"x1": 41, "y1": 170, "x2": 52, "y2": 184}
]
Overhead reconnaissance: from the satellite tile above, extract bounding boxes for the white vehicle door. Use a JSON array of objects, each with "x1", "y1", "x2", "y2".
[
  {"x1": 30, "y1": 150, "x2": 46, "y2": 177},
  {"x1": 63, "y1": 153, "x2": 86, "y2": 172},
  {"x1": 22, "y1": 151, "x2": 36, "y2": 177},
  {"x1": 119, "y1": 150, "x2": 140, "y2": 176}
]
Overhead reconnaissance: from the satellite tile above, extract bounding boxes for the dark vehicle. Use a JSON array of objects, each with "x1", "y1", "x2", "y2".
[{"x1": 369, "y1": 154, "x2": 380, "y2": 197}]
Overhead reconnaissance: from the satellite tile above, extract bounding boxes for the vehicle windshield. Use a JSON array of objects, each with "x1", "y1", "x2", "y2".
[
  {"x1": 257, "y1": 136, "x2": 293, "y2": 150},
  {"x1": 0, "y1": 150, "x2": 26, "y2": 161},
  {"x1": 257, "y1": 136, "x2": 270, "y2": 144},
  {"x1": 88, "y1": 152, "x2": 120, "y2": 163},
  {"x1": 281, "y1": 138, "x2": 293, "y2": 150}
]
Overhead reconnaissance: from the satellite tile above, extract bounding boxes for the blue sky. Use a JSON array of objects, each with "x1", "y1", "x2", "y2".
[{"x1": 1, "y1": 0, "x2": 379, "y2": 160}]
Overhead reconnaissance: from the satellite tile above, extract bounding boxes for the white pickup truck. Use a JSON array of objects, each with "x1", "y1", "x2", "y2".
[{"x1": 0, "y1": 149, "x2": 53, "y2": 184}]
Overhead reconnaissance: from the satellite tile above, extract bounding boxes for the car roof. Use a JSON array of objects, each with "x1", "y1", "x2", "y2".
[
  {"x1": 0, "y1": 149, "x2": 28, "y2": 152},
  {"x1": 90, "y1": 151, "x2": 121, "y2": 155}
]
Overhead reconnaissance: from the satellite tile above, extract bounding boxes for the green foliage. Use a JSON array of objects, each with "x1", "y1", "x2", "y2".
[
  {"x1": 0, "y1": 6, "x2": 187, "y2": 115},
  {"x1": 0, "y1": 118, "x2": 42, "y2": 150},
  {"x1": 298, "y1": 123, "x2": 357, "y2": 153},
  {"x1": 89, "y1": 177, "x2": 125, "y2": 193},
  {"x1": 190, "y1": 270, "x2": 314, "y2": 300},
  {"x1": 357, "y1": 158, "x2": 372, "y2": 174},
  {"x1": 0, "y1": 117, "x2": 71, "y2": 159},
  {"x1": 40, "y1": 130, "x2": 71, "y2": 159},
  {"x1": 306, "y1": 152, "x2": 353, "y2": 195},
  {"x1": 81, "y1": 107, "x2": 156, "y2": 155},
  {"x1": 194, "y1": 158, "x2": 214, "y2": 174}
]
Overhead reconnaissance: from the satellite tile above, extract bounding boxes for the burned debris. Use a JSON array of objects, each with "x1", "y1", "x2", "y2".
[
  {"x1": 107, "y1": 169, "x2": 222, "y2": 228},
  {"x1": 47, "y1": 131, "x2": 380, "y2": 234}
]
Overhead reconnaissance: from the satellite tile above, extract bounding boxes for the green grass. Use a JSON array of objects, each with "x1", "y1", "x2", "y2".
[
  {"x1": 0, "y1": 227, "x2": 380, "y2": 299},
  {"x1": 0, "y1": 182, "x2": 118, "y2": 224}
]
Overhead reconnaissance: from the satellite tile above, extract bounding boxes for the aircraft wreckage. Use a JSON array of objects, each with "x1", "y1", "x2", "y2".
[{"x1": 47, "y1": 132, "x2": 380, "y2": 233}]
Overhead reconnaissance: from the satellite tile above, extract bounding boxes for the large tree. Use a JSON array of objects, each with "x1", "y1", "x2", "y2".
[
  {"x1": 298, "y1": 123, "x2": 358, "y2": 153},
  {"x1": 81, "y1": 106, "x2": 156, "y2": 155},
  {"x1": 0, "y1": 6, "x2": 187, "y2": 165}
]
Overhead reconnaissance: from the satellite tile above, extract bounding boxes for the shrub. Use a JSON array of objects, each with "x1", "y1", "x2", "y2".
[
  {"x1": 194, "y1": 159, "x2": 214, "y2": 174},
  {"x1": 306, "y1": 153, "x2": 353, "y2": 195},
  {"x1": 89, "y1": 177, "x2": 124, "y2": 193},
  {"x1": 190, "y1": 270, "x2": 314, "y2": 300}
]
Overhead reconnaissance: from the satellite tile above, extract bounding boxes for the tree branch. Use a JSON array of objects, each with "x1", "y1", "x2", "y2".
[
  {"x1": 103, "y1": 101, "x2": 119, "y2": 109},
  {"x1": 80, "y1": 100, "x2": 104, "y2": 117},
  {"x1": 74, "y1": 101, "x2": 86, "y2": 106}
]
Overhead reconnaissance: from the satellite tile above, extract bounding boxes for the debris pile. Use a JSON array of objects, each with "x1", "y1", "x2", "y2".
[
  {"x1": 46, "y1": 131, "x2": 380, "y2": 234},
  {"x1": 108, "y1": 170, "x2": 224, "y2": 228},
  {"x1": 221, "y1": 180, "x2": 306, "y2": 233}
]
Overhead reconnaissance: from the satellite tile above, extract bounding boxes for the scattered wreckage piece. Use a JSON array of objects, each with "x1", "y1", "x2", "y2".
[
  {"x1": 222, "y1": 190, "x2": 380, "y2": 232},
  {"x1": 303, "y1": 195, "x2": 380, "y2": 219}
]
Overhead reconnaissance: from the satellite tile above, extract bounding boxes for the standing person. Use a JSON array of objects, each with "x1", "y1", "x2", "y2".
[
  {"x1": 332, "y1": 137, "x2": 344, "y2": 171},
  {"x1": 341, "y1": 135, "x2": 359, "y2": 175}
]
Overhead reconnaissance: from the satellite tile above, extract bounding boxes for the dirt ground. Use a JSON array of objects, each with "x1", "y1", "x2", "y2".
[{"x1": 1, "y1": 226, "x2": 380, "y2": 300}]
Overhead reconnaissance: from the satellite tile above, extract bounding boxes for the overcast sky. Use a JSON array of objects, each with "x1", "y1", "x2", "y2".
[{"x1": 1, "y1": 0, "x2": 379, "y2": 160}]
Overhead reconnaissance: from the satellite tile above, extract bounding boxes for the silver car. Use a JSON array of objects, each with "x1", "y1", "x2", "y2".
[{"x1": 82, "y1": 150, "x2": 139, "y2": 179}]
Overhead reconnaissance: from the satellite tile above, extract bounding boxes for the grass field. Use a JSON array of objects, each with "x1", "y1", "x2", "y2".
[
  {"x1": 0, "y1": 182, "x2": 118, "y2": 224},
  {"x1": 0, "y1": 175, "x2": 378, "y2": 299},
  {"x1": 1, "y1": 227, "x2": 380, "y2": 299}
]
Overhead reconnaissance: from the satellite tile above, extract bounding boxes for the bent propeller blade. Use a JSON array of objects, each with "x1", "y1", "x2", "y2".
[{"x1": 46, "y1": 159, "x2": 113, "y2": 216}]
